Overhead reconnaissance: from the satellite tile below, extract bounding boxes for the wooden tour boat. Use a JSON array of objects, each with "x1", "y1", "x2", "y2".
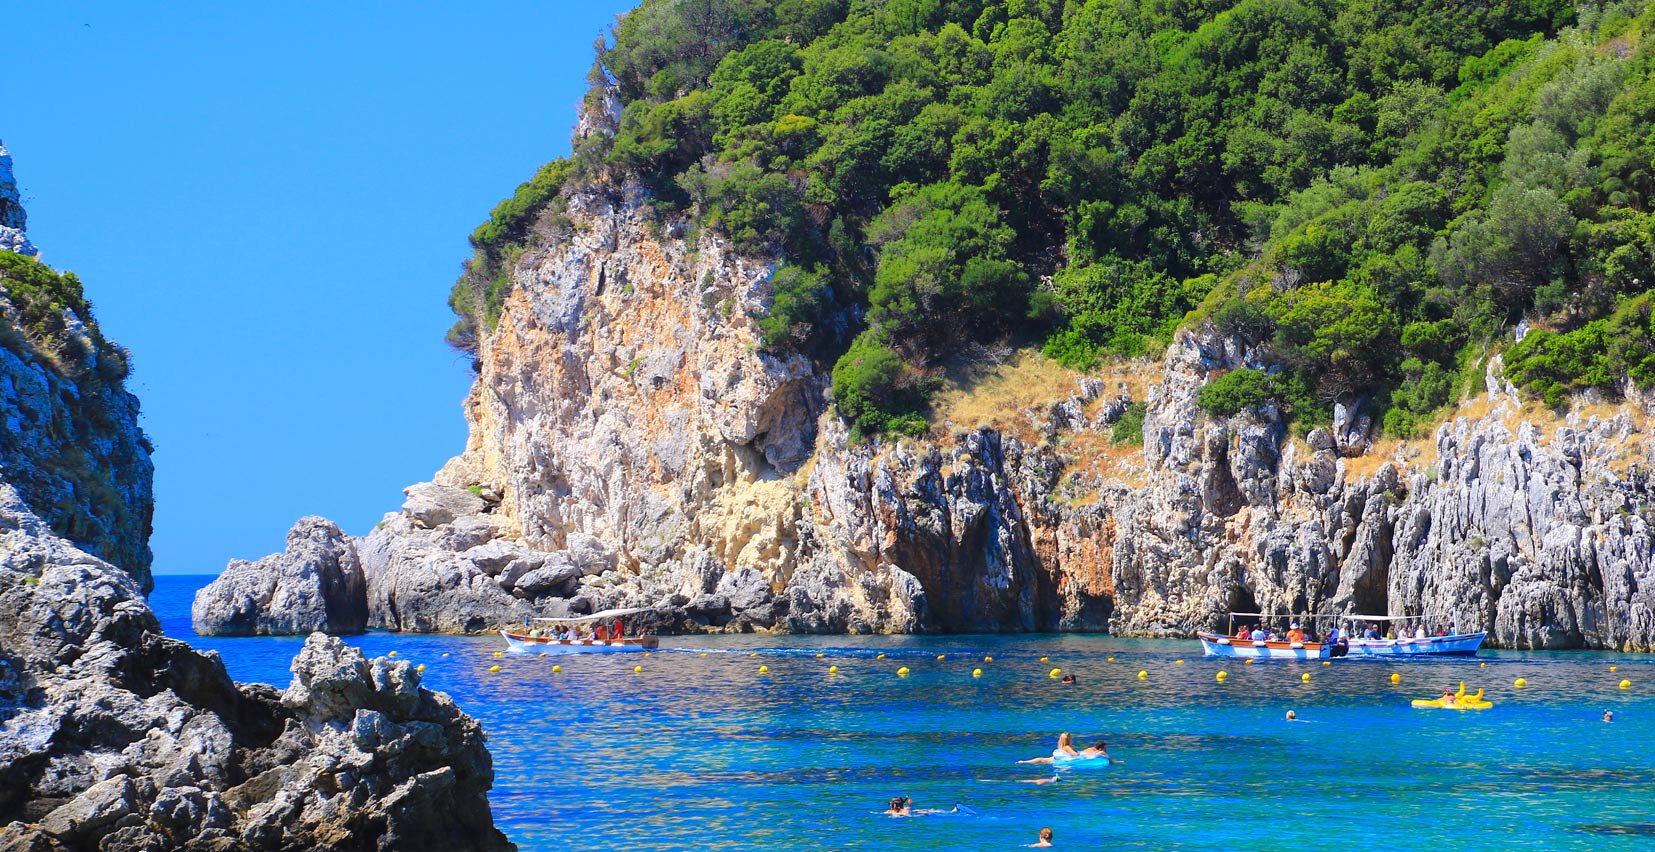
[{"x1": 499, "y1": 607, "x2": 660, "y2": 654}]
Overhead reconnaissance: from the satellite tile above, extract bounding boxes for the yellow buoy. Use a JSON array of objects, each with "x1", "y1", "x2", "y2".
[
  {"x1": 749, "y1": 652, "x2": 759, "y2": 657},
  {"x1": 633, "y1": 665, "x2": 643, "y2": 673},
  {"x1": 1106, "y1": 657, "x2": 1115, "y2": 662},
  {"x1": 1514, "y1": 677, "x2": 1527, "y2": 687},
  {"x1": 644, "y1": 652, "x2": 652, "y2": 657},
  {"x1": 984, "y1": 656, "x2": 993, "y2": 663},
  {"x1": 538, "y1": 652, "x2": 547, "y2": 657},
  {"x1": 1611, "y1": 665, "x2": 1619, "y2": 672},
  {"x1": 1137, "y1": 670, "x2": 1148, "y2": 680},
  {"x1": 442, "y1": 653, "x2": 450, "y2": 657},
  {"x1": 1040, "y1": 656, "x2": 1050, "y2": 662},
  {"x1": 1216, "y1": 671, "x2": 1228, "y2": 682},
  {"x1": 1175, "y1": 659, "x2": 1185, "y2": 665},
  {"x1": 1301, "y1": 673, "x2": 1311, "y2": 683},
  {"x1": 877, "y1": 653, "x2": 886, "y2": 659},
  {"x1": 897, "y1": 666, "x2": 911, "y2": 676},
  {"x1": 1322, "y1": 660, "x2": 1331, "y2": 666},
  {"x1": 937, "y1": 654, "x2": 946, "y2": 661},
  {"x1": 1620, "y1": 679, "x2": 1632, "y2": 689},
  {"x1": 699, "y1": 652, "x2": 708, "y2": 657},
  {"x1": 816, "y1": 653, "x2": 825, "y2": 658},
  {"x1": 552, "y1": 665, "x2": 562, "y2": 673},
  {"x1": 1390, "y1": 673, "x2": 1401, "y2": 684},
  {"x1": 387, "y1": 651, "x2": 397, "y2": 658},
  {"x1": 972, "y1": 668, "x2": 983, "y2": 678},
  {"x1": 1049, "y1": 668, "x2": 1062, "y2": 678},
  {"x1": 416, "y1": 663, "x2": 425, "y2": 672},
  {"x1": 1244, "y1": 659, "x2": 1255, "y2": 665},
  {"x1": 759, "y1": 665, "x2": 769, "y2": 674},
  {"x1": 828, "y1": 665, "x2": 838, "y2": 674},
  {"x1": 488, "y1": 665, "x2": 501, "y2": 673},
  {"x1": 492, "y1": 651, "x2": 503, "y2": 659},
  {"x1": 1479, "y1": 662, "x2": 1486, "y2": 668}
]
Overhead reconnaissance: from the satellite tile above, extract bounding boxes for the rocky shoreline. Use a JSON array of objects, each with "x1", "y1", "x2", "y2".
[{"x1": 198, "y1": 181, "x2": 1655, "y2": 651}]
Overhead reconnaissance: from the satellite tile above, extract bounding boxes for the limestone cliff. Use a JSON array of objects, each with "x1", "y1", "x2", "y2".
[
  {"x1": 0, "y1": 138, "x2": 154, "y2": 590},
  {"x1": 351, "y1": 166, "x2": 1655, "y2": 651}
]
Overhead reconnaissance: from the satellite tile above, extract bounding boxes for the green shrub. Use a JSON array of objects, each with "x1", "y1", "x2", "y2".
[
  {"x1": 1110, "y1": 402, "x2": 1147, "y2": 445},
  {"x1": 830, "y1": 332, "x2": 929, "y2": 438},
  {"x1": 1197, "y1": 368, "x2": 1276, "y2": 417}
]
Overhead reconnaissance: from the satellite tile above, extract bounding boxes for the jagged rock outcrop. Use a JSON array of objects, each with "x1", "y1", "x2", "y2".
[
  {"x1": 0, "y1": 138, "x2": 153, "y2": 590},
  {"x1": 192, "y1": 517, "x2": 369, "y2": 636},
  {"x1": 0, "y1": 142, "x2": 34, "y2": 257},
  {"x1": 0, "y1": 483, "x2": 513, "y2": 851}
]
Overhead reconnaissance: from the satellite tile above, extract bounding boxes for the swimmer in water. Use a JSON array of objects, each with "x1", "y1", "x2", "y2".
[
  {"x1": 1439, "y1": 690, "x2": 1459, "y2": 709},
  {"x1": 883, "y1": 796, "x2": 959, "y2": 817},
  {"x1": 1604, "y1": 710, "x2": 1614, "y2": 723},
  {"x1": 1078, "y1": 740, "x2": 1109, "y2": 759},
  {"x1": 1018, "y1": 732, "x2": 1082, "y2": 764},
  {"x1": 1285, "y1": 710, "x2": 1297, "y2": 721},
  {"x1": 1059, "y1": 674, "x2": 1077, "y2": 684},
  {"x1": 1031, "y1": 827, "x2": 1054, "y2": 848}
]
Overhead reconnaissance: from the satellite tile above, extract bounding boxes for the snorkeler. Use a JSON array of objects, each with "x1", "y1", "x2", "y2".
[{"x1": 882, "y1": 796, "x2": 960, "y2": 817}]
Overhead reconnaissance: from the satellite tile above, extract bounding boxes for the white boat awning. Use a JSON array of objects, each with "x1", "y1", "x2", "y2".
[{"x1": 529, "y1": 607, "x2": 652, "y2": 625}]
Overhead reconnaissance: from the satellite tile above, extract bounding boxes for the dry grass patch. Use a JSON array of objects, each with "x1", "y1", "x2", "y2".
[{"x1": 931, "y1": 348, "x2": 1084, "y2": 438}]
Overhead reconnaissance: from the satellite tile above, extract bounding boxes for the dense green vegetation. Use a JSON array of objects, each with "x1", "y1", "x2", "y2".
[
  {"x1": 448, "y1": 159, "x2": 574, "y2": 352},
  {"x1": 454, "y1": 0, "x2": 1655, "y2": 438},
  {"x1": 0, "y1": 252, "x2": 127, "y2": 384}
]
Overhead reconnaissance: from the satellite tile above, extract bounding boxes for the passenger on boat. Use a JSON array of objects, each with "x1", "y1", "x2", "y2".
[
  {"x1": 1286, "y1": 624, "x2": 1306, "y2": 643},
  {"x1": 594, "y1": 624, "x2": 609, "y2": 643},
  {"x1": 1235, "y1": 625, "x2": 1251, "y2": 640},
  {"x1": 1414, "y1": 625, "x2": 1428, "y2": 639},
  {"x1": 614, "y1": 620, "x2": 625, "y2": 641},
  {"x1": 1030, "y1": 827, "x2": 1054, "y2": 848},
  {"x1": 1363, "y1": 626, "x2": 1380, "y2": 639},
  {"x1": 1249, "y1": 626, "x2": 1267, "y2": 641},
  {"x1": 1385, "y1": 627, "x2": 1398, "y2": 639}
]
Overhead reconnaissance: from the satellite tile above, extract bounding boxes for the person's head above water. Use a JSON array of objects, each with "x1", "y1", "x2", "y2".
[
  {"x1": 1285, "y1": 710, "x2": 1297, "y2": 721},
  {"x1": 1057, "y1": 732, "x2": 1073, "y2": 748},
  {"x1": 1091, "y1": 740, "x2": 1107, "y2": 751}
]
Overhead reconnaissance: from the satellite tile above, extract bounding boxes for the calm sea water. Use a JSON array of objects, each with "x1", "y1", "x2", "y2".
[{"x1": 151, "y1": 575, "x2": 1655, "y2": 850}]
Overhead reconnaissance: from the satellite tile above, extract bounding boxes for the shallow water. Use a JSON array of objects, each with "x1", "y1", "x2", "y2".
[{"x1": 153, "y1": 575, "x2": 1655, "y2": 850}]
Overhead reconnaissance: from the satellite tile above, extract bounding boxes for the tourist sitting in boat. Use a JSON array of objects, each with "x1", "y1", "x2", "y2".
[
  {"x1": 1235, "y1": 624, "x2": 1251, "y2": 640},
  {"x1": 594, "y1": 624, "x2": 608, "y2": 643},
  {"x1": 1363, "y1": 626, "x2": 1380, "y2": 639},
  {"x1": 1286, "y1": 623, "x2": 1305, "y2": 643},
  {"x1": 1414, "y1": 625, "x2": 1428, "y2": 639},
  {"x1": 613, "y1": 620, "x2": 625, "y2": 641},
  {"x1": 1249, "y1": 626, "x2": 1267, "y2": 641}
]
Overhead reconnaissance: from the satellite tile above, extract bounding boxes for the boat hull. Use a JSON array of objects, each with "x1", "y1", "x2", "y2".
[
  {"x1": 1198, "y1": 633, "x2": 1330, "y2": 659},
  {"x1": 500, "y1": 630, "x2": 660, "y2": 654},
  {"x1": 1344, "y1": 632, "x2": 1485, "y2": 657}
]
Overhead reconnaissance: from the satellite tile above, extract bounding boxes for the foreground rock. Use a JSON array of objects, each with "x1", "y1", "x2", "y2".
[
  {"x1": 193, "y1": 516, "x2": 369, "y2": 636},
  {"x1": 0, "y1": 485, "x2": 513, "y2": 851}
]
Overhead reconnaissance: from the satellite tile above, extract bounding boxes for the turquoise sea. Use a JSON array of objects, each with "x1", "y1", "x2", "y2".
[{"x1": 152, "y1": 575, "x2": 1655, "y2": 850}]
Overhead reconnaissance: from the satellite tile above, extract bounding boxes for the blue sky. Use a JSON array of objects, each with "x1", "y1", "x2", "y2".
[{"x1": 12, "y1": 2, "x2": 635, "y2": 574}]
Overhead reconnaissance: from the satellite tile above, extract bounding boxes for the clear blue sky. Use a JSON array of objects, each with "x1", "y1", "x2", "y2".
[{"x1": 12, "y1": 2, "x2": 635, "y2": 574}]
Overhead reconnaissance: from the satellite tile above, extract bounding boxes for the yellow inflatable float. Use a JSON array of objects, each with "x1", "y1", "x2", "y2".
[{"x1": 1411, "y1": 682, "x2": 1493, "y2": 711}]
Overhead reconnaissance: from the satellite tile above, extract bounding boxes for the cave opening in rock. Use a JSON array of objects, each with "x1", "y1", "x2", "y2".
[{"x1": 1225, "y1": 581, "x2": 1259, "y2": 633}]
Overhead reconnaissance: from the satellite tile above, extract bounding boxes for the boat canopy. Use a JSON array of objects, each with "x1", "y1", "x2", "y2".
[
  {"x1": 1227, "y1": 611, "x2": 1431, "y2": 621},
  {"x1": 529, "y1": 607, "x2": 652, "y2": 625}
]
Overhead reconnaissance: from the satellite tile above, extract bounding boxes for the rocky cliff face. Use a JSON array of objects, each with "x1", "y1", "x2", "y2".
[
  {"x1": 0, "y1": 138, "x2": 154, "y2": 590},
  {"x1": 344, "y1": 168, "x2": 1655, "y2": 651},
  {"x1": 0, "y1": 484, "x2": 513, "y2": 851}
]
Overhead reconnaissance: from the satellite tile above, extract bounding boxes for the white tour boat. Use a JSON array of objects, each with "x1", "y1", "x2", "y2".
[
  {"x1": 1198, "y1": 611, "x2": 1484, "y2": 659},
  {"x1": 499, "y1": 607, "x2": 660, "y2": 654},
  {"x1": 1339, "y1": 614, "x2": 1485, "y2": 657}
]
